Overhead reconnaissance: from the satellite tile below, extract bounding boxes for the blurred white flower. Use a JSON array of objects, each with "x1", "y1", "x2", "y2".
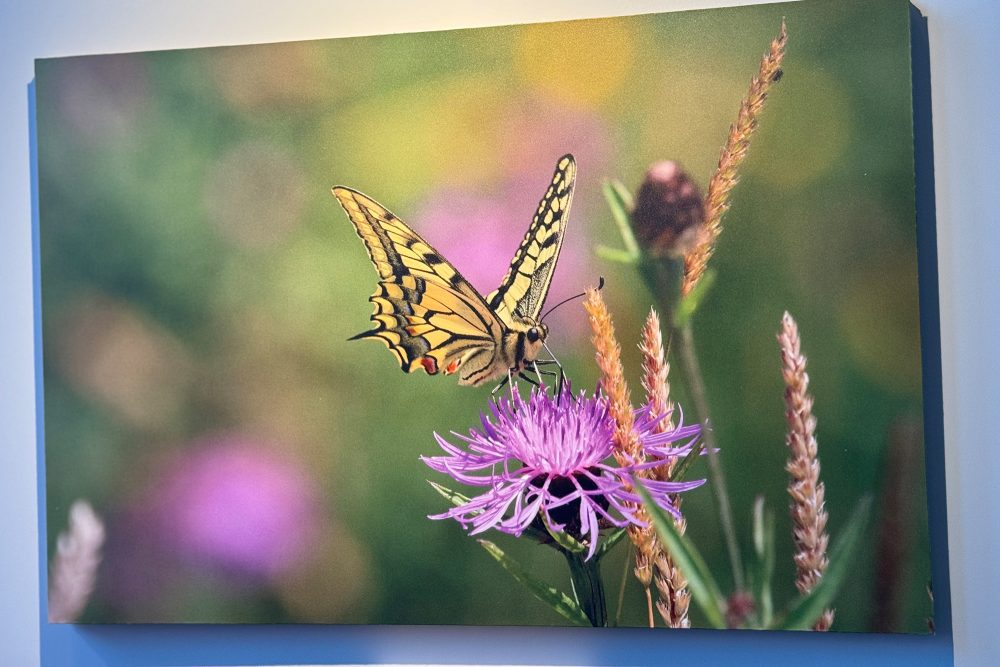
[{"x1": 48, "y1": 500, "x2": 106, "y2": 623}]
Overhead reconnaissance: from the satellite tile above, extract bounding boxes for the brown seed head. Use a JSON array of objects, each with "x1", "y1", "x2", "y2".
[
  {"x1": 779, "y1": 310, "x2": 834, "y2": 631},
  {"x1": 584, "y1": 288, "x2": 639, "y2": 462},
  {"x1": 682, "y1": 20, "x2": 788, "y2": 296}
]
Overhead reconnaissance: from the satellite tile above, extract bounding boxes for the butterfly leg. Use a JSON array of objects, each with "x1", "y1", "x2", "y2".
[
  {"x1": 531, "y1": 361, "x2": 565, "y2": 398},
  {"x1": 492, "y1": 369, "x2": 520, "y2": 407},
  {"x1": 541, "y1": 342, "x2": 568, "y2": 397},
  {"x1": 527, "y1": 366, "x2": 559, "y2": 381},
  {"x1": 492, "y1": 372, "x2": 511, "y2": 398},
  {"x1": 532, "y1": 361, "x2": 547, "y2": 390},
  {"x1": 517, "y1": 370, "x2": 541, "y2": 387}
]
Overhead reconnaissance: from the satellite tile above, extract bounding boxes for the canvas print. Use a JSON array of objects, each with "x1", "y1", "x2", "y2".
[{"x1": 37, "y1": 0, "x2": 937, "y2": 632}]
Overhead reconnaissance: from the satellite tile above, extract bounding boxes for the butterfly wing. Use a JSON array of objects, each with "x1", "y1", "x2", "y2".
[
  {"x1": 332, "y1": 186, "x2": 504, "y2": 381},
  {"x1": 486, "y1": 154, "x2": 576, "y2": 324}
]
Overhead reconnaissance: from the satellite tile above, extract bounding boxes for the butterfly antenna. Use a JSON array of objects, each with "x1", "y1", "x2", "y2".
[{"x1": 540, "y1": 276, "x2": 605, "y2": 323}]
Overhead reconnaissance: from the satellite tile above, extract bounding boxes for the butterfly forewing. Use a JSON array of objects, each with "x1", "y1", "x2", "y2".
[
  {"x1": 486, "y1": 154, "x2": 576, "y2": 325},
  {"x1": 333, "y1": 187, "x2": 502, "y2": 379}
]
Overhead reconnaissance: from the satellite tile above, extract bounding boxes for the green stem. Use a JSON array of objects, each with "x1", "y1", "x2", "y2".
[
  {"x1": 611, "y1": 192, "x2": 745, "y2": 595},
  {"x1": 672, "y1": 320, "x2": 745, "y2": 592},
  {"x1": 637, "y1": 253, "x2": 745, "y2": 592},
  {"x1": 639, "y1": 259, "x2": 683, "y2": 324},
  {"x1": 564, "y1": 551, "x2": 607, "y2": 627},
  {"x1": 613, "y1": 544, "x2": 631, "y2": 627}
]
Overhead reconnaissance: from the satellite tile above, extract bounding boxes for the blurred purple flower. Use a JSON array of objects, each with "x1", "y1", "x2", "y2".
[
  {"x1": 498, "y1": 94, "x2": 614, "y2": 180},
  {"x1": 153, "y1": 436, "x2": 323, "y2": 578},
  {"x1": 52, "y1": 54, "x2": 151, "y2": 145},
  {"x1": 423, "y1": 385, "x2": 704, "y2": 560},
  {"x1": 412, "y1": 189, "x2": 529, "y2": 295}
]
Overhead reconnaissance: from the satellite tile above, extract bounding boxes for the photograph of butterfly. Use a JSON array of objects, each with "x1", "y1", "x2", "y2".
[
  {"x1": 332, "y1": 154, "x2": 576, "y2": 388},
  {"x1": 35, "y1": 0, "x2": 936, "y2": 632}
]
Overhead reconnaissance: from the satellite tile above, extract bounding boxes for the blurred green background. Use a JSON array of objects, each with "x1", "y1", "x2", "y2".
[{"x1": 36, "y1": 0, "x2": 931, "y2": 632}]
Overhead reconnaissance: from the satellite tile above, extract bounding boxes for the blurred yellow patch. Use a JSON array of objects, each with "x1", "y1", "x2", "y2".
[
  {"x1": 753, "y1": 66, "x2": 852, "y2": 188},
  {"x1": 321, "y1": 74, "x2": 509, "y2": 203},
  {"x1": 638, "y1": 65, "x2": 750, "y2": 181},
  {"x1": 514, "y1": 19, "x2": 634, "y2": 108},
  {"x1": 838, "y1": 257, "x2": 922, "y2": 392},
  {"x1": 276, "y1": 525, "x2": 375, "y2": 622}
]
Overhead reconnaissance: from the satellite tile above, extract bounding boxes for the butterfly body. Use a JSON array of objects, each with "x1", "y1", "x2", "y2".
[{"x1": 333, "y1": 154, "x2": 575, "y2": 386}]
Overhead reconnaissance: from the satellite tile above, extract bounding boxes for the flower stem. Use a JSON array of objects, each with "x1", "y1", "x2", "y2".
[
  {"x1": 673, "y1": 320, "x2": 745, "y2": 592},
  {"x1": 614, "y1": 544, "x2": 631, "y2": 627},
  {"x1": 639, "y1": 254, "x2": 745, "y2": 593},
  {"x1": 564, "y1": 551, "x2": 607, "y2": 627}
]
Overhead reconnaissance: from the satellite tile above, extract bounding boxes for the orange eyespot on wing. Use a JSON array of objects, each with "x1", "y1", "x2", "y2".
[{"x1": 420, "y1": 356, "x2": 439, "y2": 375}]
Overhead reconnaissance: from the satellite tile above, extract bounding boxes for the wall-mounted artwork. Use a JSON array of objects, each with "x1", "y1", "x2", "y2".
[{"x1": 37, "y1": 0, "x2": 940, "y2": 633}]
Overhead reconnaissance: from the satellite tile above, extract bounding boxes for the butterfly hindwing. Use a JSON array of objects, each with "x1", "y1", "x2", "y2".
[
  {"x1": 486, "y1": 154, "x2": 576, "y2": 325},
  {"x1": 333, "y1": 187, "x2": 502, "y2": 379}
]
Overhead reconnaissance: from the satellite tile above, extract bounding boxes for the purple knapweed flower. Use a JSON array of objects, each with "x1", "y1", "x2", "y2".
[{"x1": 422, "y1": 385, "x2": 705, "y2": 559}]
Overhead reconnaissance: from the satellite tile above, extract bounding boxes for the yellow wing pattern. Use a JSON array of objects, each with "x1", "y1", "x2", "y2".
[
  {"x1": 486, "y1": 154, "x2": 576, "y2": 324},
  {"x1": 332, "y1": 187, "x2": 503, "y2": 379},
  {"x1": 333, "y1": 154, "x2": 574, "y2": 385}
]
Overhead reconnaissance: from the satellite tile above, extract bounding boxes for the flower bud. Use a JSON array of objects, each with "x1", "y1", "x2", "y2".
[{"x1": 632, "y1": 161, "x2": 706, "y2": 258}]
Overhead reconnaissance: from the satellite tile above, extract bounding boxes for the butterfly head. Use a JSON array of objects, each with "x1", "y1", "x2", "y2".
[
  {"x1": 526, "y1": 323, "x2": 547, "y2": 344},
  {"x1": 519, "y1": 321, "x2": 549, "y2": 364}
]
